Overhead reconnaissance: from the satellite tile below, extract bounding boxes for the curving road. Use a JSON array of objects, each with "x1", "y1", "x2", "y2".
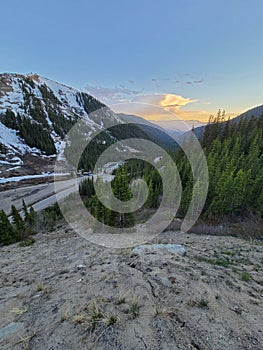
[
  {"x1": 0, "y1": 178, "x2": 82, "y2": 214},
  {"x1": 0, "y1": 174, "x2": 114, "y2": 215}
]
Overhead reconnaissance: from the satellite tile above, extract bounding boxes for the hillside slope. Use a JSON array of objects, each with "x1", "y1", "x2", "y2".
[
  {"x1": 0, "y1": 228, "x2": 262, "y2": 350},
  {"x1": 0, "y1": 73, "x2": 121, "y2": 177},
  {"x1": 118, "y1": 113, "x2": 179, "y2": 149},
  {"x1": 188, "y1": 105, "x2": 263, "y2": 139}
]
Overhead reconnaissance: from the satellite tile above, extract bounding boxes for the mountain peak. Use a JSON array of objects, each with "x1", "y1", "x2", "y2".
[{"x1": 0, "y1": 73, "x2": 120, "y2": 178}]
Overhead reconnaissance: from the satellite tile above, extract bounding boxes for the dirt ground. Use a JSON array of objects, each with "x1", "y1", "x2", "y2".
[{"x1": 0, "y1": 228, "x2": 263, "y2": 350}]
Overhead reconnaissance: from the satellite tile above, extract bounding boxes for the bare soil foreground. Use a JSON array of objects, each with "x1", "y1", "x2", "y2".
[{"x1": 1, "y1": 228, "x2": 263, "y2": 350}]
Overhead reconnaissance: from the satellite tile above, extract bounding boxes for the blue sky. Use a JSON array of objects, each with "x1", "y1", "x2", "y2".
[{"x1": 1, "y1": 0, "x2": 263, "y2": 121}]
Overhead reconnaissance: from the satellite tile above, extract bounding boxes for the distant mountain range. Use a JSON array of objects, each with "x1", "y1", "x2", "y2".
[
  {"x1": 119, "y1": 113, "x2": 207, "y2": 137},
  {"x1": 191, "y1": 104, "x2": 263, "y2": 138},
  {"x1": 0, "y1": 73, "x2": 175, "y2": 178},
  {"x1": 233, "y1": 105, "x2": 263, "y2": 122},
  {"x1": 150, "y1": 119, "x2": 207, "y2": 135},
  {"x1": 118, "y1": 113, "x2": 179, "y2": 149},
  {"x1": 0, "y1": 73, "x2": 262, "y2": 179}
]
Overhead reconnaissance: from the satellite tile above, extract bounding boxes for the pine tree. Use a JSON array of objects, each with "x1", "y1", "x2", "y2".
[
  {"x1": 79, "y1": 177, "x2": 95, "y2": 196},
  {"x1": 0, "y1": 210, "x2": 18, "y2": 245},
  {"x1": 11, "y1": 205, "x2": 25, "y2": 238},
  {"x1": 111, "y1": 167, "x2": 135, "y2": 228},
  {"x1": 28, "y1": 206, "x2": 38, "y2": 226},
  {"x1": 145, "y1": 179, "x2": 154, "y2": 209},
  {"x1": 22, "y1": 200, "x2": 30, "y2": 222},
  {"x1": 230, "y1": 169, "x2": 246, "y2": 214}
]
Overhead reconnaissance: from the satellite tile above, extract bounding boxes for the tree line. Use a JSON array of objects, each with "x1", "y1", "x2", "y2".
[
  {"x1": 181, "y1": 110, "x2": 263, "y2": 217},
  {"x1": 0, "y1": 202, "x2": 64, "y2": 246},
  {"x1": 0, "y1": 201, "x2": 37, "y2": 245},
  {"x1": 0, "y1": 109, "x2": 56, "y2": 155},
  {"x1": 2, "y1": 109, "x2": 262, "y2": 242},
  {"x1": 80, "y1": 167, "x2": 135, "y2": 228},
  {"x1": 79, "y1": 110, "x2": 263, "y2": 228}
]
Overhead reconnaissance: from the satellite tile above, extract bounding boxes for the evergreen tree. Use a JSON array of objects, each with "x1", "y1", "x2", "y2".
[
  {"x1": 145, "y1": 179, "x2": 154, "y2": 208},
  {"x1": 0, "y1": 210, "x2": 18, "y2": 245},
  {"x1": 11, "y1": 205, "x2": 25, "y2": 238},
  {"x1": 28, "y1": 206, "x2": 38, "y2": 226},
  {"x1": 22, "y1": 200, "x2": 30, "y2": 222},
  {"x1": 111, "y1": 167, "x2": 135, "y2": 228},
  {"x1": 79, "y1": 177, "x2": 95, "y2": 197}
]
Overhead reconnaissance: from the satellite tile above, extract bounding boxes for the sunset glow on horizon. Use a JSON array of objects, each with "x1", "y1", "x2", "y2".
[
  {"x1": 1, "y1": 1, "x2": 262, "y2": 124},
  {"x1": 107, "y1": 93, "x2": 240, "y2": 123}
]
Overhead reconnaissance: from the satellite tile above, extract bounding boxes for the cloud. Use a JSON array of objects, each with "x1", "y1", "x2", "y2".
[
  {"x1": 151, "y1": 78, "x2": 161, "y2": 89},
  {"x1": 84, "y1": 83, "x2": 210, "y2": 122},
  {"x1": 85, "y1": 83, "x2": 143, "y2": 104},
  {"x1": 159, "y1": 94, "x2": 197, "y2": 109},
  {"x1": 186, "y1": 79, "x2": 204, "y2": 85},
  {"x1": 150, "y1": 76, "x2": 204, "y2": 89},
  {"x1": 111, "y1": 93, "x2": 206, "y2": 121}
]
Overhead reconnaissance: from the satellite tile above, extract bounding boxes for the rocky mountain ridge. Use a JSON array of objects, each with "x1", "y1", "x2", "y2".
[{"x1": 0, "y1": 73, "x2": 121, "y2": 177}]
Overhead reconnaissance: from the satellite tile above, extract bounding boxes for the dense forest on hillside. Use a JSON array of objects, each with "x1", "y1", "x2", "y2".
[
  {"x1": 79, "y1": 111, "x2": 263, "y2": 230},
  {"x1": 66, "y1": 123, "x2": 154, "y2": 171},
  {"x1": 1, "y1": 110, "x2": 262, "y2": 245},
  {"x1": 0, "y1": 109, "x2": 56, "y2": 155},
  {"x1": 80, "y1": 167, "x2": 135, "y2": 228},
  {"x1": 194, "y1": 110, "x2": 262, "y2": 217},
  {"x1": 0, "y1": 202, "x2": 63, "y2": 246},
  {"x1": 0, "y1": 80, "x2": 106, "y2": 155}
]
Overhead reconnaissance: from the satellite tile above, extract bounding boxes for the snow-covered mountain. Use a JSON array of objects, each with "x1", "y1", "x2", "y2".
[{"x1": 0, "y1": 73, "x2": 122, "y2": 177}]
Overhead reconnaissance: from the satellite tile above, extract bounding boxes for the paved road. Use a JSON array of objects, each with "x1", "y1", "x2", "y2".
[
  {"x1": 0, "y1": 178, "x2": 83, "y2": 214},
  {"x1": 0, "y1": 174, "x2": 114, "y2": 214}
]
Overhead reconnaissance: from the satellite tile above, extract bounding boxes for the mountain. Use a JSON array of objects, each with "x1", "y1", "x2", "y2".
[
  {"x1": 0, "y1": 73, "x2": 133, "y2": 178},
  {"x1": 150, "y1": 119, "x2": 207, "y2": 135},
  {"x1": 0, "y1": 74, "x2": 184, "y2": 180},
  {"x1": 233, "y1": 104, "x2": 263, "y2": 122},
  {"x1": 119, "y1": 113, "x2": 207, "y2": 138},
  {"x1": 189, "y1": 105, "x2": 263, "y2": 139},
  {"x1": 118, "y1": 113, "x2": 179, "y2": 149}
]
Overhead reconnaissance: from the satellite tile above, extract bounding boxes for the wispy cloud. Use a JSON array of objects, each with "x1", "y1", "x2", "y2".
[
  {"x1": 85, "y1": 83, "x2": 143, "y2": 104},
  {"x1": 151, "y1": 78, "x2": 161, "y2": 89},
  {"x1": 186, "y1": 79, "x2": 204, "y2": 85},
  {"x1": 111, "y1": 93, "x2": 207, "y2": 121},
  {"x1": 84, "y1": 83, "x2": 210, "y2": 122},
  {"x1": 151, "y1": 76, "x2": 205, "y2": 89}
]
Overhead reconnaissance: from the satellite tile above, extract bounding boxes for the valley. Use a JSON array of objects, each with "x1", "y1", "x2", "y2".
[
  {"x1": 1, "y1": 2, "x2": 263, "y2": 349},
  {"x1": 0, "y1": 73, "x2": 262, "y2": 350}
]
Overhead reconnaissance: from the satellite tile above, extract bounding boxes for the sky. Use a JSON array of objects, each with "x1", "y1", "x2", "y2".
[{"x1": 1, "y1": 0, "x2": 263, "y2": 122}]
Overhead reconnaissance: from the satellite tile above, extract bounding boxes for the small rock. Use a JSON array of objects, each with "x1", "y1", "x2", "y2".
[
  {"x1": 76, "y1": 264, "x2": 86, "y2": 270},
  {"x1": 0, "y1": 322, "x2": 23, "y2": 338},
  {"x1": 169, "y1": 276, "x2": 177, "y2": 284}
]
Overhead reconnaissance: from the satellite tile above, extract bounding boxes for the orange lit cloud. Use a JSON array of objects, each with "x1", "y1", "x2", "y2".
[
  {"x1": 85, "y1": 83, "x2": 216, "y2": 122},
  {"x1": 112, "y1": 93, "x2": 211, "y2": 121},
  {"x1": 159, "y1": 94, "x2": 197, "y2": 109}
]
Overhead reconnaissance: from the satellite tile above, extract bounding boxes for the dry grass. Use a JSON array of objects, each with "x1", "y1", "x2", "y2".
[{"x1": 166, "y1": 215, "x2": 263, "y2": 240}]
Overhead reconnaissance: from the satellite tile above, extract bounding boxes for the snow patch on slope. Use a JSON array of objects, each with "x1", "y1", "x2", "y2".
[
  {"x1": 0, "y1": 78, "x2": 25, "y2": 115},
  {"x1": 0, "y1": 122, "x2": 28, "y2": 154},
  {"x1": 0, "y1": 172, "x2": 70, "y2": 184}
]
